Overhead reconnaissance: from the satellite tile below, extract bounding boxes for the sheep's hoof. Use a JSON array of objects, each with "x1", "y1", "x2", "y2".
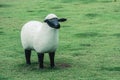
[
  {"x1": 39, "y1": 65, "x2": 44, "y2": 69},
  {"x1": 26, "y1": 62, "x2": 31, "y2": 65},
  {"x1": 39, "y1": 67, "x2": 44, "y2": 69},
  {"x1": 51, "y1": 65, "x2": 55, "y2": 69}
]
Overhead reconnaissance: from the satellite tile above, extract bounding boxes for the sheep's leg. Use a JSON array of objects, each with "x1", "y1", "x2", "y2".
[
  {"x1": 38, "y1": 53, "x2": 44, "y2": 69},
  {"x1": 49, "y1": 52, "x2": 55, "y2": 68},
  {"x1": 25, "y1": 50, "x2": 31, "y2": 65}
]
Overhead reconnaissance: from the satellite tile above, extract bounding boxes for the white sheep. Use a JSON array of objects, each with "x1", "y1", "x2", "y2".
[{"x1": 21, "y1": 14, "x2": 67, "y2": 68}]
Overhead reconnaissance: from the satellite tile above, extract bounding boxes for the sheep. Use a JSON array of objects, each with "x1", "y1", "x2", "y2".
[{"x1": 21, "y1": 14, "x2": 67, "y2": 68}]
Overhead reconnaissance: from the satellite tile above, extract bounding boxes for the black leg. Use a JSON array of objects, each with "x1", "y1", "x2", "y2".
[
  {"x1": 25, "y1": 49, "x2": 31, "y2": 65},
  {"x1": 49, "y1": 52, "x2": 55, "y2": 68},
  {"x1": 38, "y1": 53, "x2": 44, "y2": 69}
]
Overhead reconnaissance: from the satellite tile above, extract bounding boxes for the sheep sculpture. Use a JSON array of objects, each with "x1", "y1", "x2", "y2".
[{"x1": 21, "y1": 14, "x2": 67, "y2": 68}]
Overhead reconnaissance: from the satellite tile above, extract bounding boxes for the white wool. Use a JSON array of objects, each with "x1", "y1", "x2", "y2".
[
  {"x1": 21, "y1": 14, "x2": 59, "y2": 53},
  {"x1": 45, "y1": 14, "x2": 58, "y2": 20}
]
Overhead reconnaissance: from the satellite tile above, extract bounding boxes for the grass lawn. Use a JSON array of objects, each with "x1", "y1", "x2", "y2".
[{"x1": 0, "y1": 0, "x2": 120, "y2": 80}]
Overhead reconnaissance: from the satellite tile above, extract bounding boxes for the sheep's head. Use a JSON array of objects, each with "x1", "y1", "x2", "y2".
[{"x1": 44, "y1": 14, "x2": 67, "y2": 29}]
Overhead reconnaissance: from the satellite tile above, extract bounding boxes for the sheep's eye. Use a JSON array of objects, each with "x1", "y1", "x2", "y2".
[{"x1": 49, "y1": 18, "x2": 58, "y2": 21}]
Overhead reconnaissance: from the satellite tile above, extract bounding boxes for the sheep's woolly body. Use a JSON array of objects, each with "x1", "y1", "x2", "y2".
[
  {"x1": 21, "y1": 20, "x2": 59, "y2": 53},
  {"x1": 21, "y1": 14, "x2": 67, "y2": 68}
]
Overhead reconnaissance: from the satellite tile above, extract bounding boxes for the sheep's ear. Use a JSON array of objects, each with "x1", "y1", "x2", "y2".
[
  {"x1": 44, "y1": 19, "x2": 48, "y2": 22},
  {"x1": 58, "y1": 18, "x2": 67, "y2": 22}
]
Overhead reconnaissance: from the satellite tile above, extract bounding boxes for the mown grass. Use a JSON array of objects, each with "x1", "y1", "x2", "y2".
[{"x1": 0, "y1": 0, "x2": 120, "y2": 80}]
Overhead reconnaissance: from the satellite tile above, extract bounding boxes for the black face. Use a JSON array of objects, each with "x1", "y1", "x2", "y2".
[{"x1": 44, "y1": 18, "x2": 67, "y2": 29}]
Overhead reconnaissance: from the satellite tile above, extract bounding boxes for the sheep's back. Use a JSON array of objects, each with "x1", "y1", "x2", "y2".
[{"x1": 21, "y1": 21, "x2": 42, "y2": 50}]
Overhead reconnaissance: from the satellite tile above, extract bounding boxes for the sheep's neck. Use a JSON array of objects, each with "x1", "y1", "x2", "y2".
[{"x1": 41, "y1": 23, "x2": 59, "y2": 33}]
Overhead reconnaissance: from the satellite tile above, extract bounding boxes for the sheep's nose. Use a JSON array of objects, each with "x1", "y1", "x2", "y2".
[{"x1": 55, "y1": 24, "x2": 60, "y2": 29}]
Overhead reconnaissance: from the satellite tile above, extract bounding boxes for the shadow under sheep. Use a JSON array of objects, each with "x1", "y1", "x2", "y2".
[{"x1": 17, "y1": 61, "x2": 71, "y2": 71}]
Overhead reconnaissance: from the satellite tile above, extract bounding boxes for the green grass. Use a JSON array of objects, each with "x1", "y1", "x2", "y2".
[{"x1": 0, "y1": 0, "x2": 120, "y2": 80}]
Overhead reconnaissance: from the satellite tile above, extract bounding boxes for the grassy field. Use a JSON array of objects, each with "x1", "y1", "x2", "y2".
[{"x1": 0, "y1": 0, "x2": 120, "y2": 80}]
